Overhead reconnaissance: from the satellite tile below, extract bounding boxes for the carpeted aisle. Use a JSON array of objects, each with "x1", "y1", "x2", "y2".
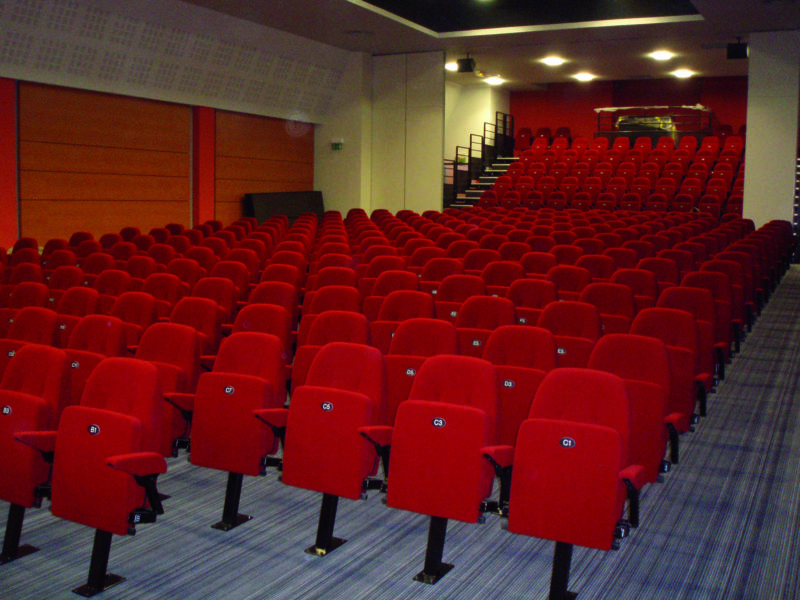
[{"x1": 3, "y1": 267, "x2": 800, "y2": 600}]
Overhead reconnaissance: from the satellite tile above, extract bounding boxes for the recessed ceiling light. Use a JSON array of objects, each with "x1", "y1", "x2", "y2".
[
  {"x1": 649, "y1": 50, "x2": 675, "y2": 61},
  {"x1": 573, "y1": 72, "x2": 596, "y2": 82},
  {"x1": 484, "y1": 76, "x2": 505, "y2": 86},
  {"x1": 540, "y1": 56, "x2": 565, "y2": 67},
  {"x1": 672, "y1": 69, "x2": 695, "y2": 78},
  {"x1": 445, "y1": 62, "x2": 458, "y2": 72}
]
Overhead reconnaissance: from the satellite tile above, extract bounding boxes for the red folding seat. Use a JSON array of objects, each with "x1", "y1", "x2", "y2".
[
  {"x1": 63, "y1": 314, "x2": 128, "y2": 407},
  {"x1": 0, "y1": 281, "x2": 49, "y2": 332},
  {"x1": 262, "y1": 342, "x2": 387, "y2": 556},
  {"x1": 546, "y1": 264, "x2": 592, "y2": 301},
  {"x1": 189, "y1": 332, "x2": 287, "y2": 529},
  {"x1": 482, "y1": 325, "x2": 556, "y2": 446},
  {"x1": 658, "y1": 286, "x2": 718, "y2": 400},
  {"x1": 17, "y1": 357, "x2": 168, "y2": 595},
  {"x1": 433, "y1": 274, "x2": 485, "y2": 323},
  {"x1": 407, "y1": 246, "x2": 446, "y2": 276},
  {"x1": 622, "y1": 239, "x2": 656, "y2": 260},
  {"x1": 76, "y1": 252, "x2": 114, "y2": 287},
  {"x1": 453, "y1": 295, "x2": 515, "y2": 357},
  {"x1": 121, "y1": 255, "x2": 156, "y2": 291},
  {"x1": 575, "y1": 254, "x2": 615, "y2": 281},
  {"x1": 210, "y1": 260, "x2": 251, "y2": 305},
  {"x1": 419, "y1": 258, "x2": 463, "y2": 295},
  {"x1": 141, "y1": 273, "x2": 185, "y2": 319},
  {"x1": 549, "y1": 244, "x2": 584, "y2": 266},
  {"x1": 134, "y1": 322, "x2": 202, "y2": 455},
  {"x1": 537, "y1": 301, "x2": 601, "y2": 368},
  {"x1": 716, "y1": 250, "x2": 761, "y2": 318},
  {"x1": 572, "y1": 237, "x2": 605, "y2": 256},
  {"x1": 259, "y1": 262, "x2": 303, "y2": 291},
  {"x1": 701, "y1": 259, "x2": 748, "y2": 337},
  {"x1": 497, "y1": 241, "x2": 530, "y2": 262},
  {"x1": 589, "y1": 334, "x2": 674, "y2": 478},
  {"x1": 53, "y1": 286, "x2": 100, "y2": 347},
  {"x1": 579, "y1": 282, "x2": 636, "y2": 334},
  {"x1": 292, "y1": 309, "x2": 371, "y2": 390},
  {"x1": 630, "y1": 307, "x2": 699, "y2": 434},
  {"x1": 637, "y1": 257, "x2": 680, "y2": 294},
  {"x1": 108, "y1": 241, "x2": 138, "y2": 268},
  {"x1": 108, "y1": 290, "x2": 156, "y2": 347},
  {"x1": 224, "y1": 247, "x2": 261, "y2": 284},
  {"x1": 45, "y1": 265, "x2": 84, "y2": 308},
  {"x1": 167, "y1": 296, "x2": 224, "y2": 357},
  {"x1": 518, "y1": 251, "x2": 555, "y2": 279},
  {"x1": 366, "y1": 354, "x2": 498, "y2": 582},
  {"x1": 7, "y1": 248, "x2": 40, "y2": 270},
  {"x1": 0, "y1": 344, "x2": 70, "y2": 564},
  {"x1": 119, "y1": 226, "x2": 140, "y2": 242},
  {"x1": 360, "y1": 270, "x2": 418, "y2": 323},
  {"x1": 191, "y1": 277, "x2": 238, "y2": 323},
  {"x1": 610, "y1": 268, "x2": 659, "y2": 312},
  {"x1": 0, "y1": 306, "x2": 59, "y2": 378},
  {"x1": 185, "y1": 246, "x2": 221, "y2": 278},
  {"x1": 355, "y1": 255, "x2": 407, "y2": 298},
  {"x1": 487, "y1": 369, "x2": 637, "y2": 599},
  {"x1": 41, "y1": 248, "x2": 77, "y2": 274},
  {"x1": 382, "y1": 318, "x2": 458, "y2": 423},
  {"x1": 368, "y1": 290, "x2": 433, "y2": 355},
  {"x1": 507, "y1": 278, "x2": 558, "y2": 326},
  {"x1": 92, "y1": 269, "x2": 132, "y2": 314},
  {"x1": 296, "y1": 285, "x2": 362, "y2": 347},
  {"x1": 70, "y1": 233, "x2": 97, "y2": 255},
  {"x1": 480, "y1": 261, "x2": 525, "y2": 297}
]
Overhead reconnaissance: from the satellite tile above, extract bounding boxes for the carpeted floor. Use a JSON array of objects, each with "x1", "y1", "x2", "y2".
[{"x1": 3, "y1": 267, "x2": 800, "y2": 600}]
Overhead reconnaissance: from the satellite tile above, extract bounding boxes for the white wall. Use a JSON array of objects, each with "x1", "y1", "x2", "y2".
[
  {"x1": 743, "y1": 30, "x2": 800, "y2": 227},
  {"x1": 371, "y1": 52, "x2": 444, "y2": 214},
  {"x1": 314, "y1": 52, "x2": 372, "y2": 215},
  {"x1": 444, "y1": 83, "x2": 510, "y2": 159}
]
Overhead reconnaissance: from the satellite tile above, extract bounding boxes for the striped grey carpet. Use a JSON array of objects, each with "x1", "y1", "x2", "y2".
[{"x1": 4, "y1": 267, "x2": 800, "y2": 600}]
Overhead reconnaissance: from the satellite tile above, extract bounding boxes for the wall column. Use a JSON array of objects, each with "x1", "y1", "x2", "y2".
[
  {"x1": 0, "y1": 78, "x2": 18, "y2": 247},
  {"x1": 192, "y1": 106, "x2": 216, "y2": 226},
  {"x1": 743, "y1": 31, "x2": 800, "y2": 227}
]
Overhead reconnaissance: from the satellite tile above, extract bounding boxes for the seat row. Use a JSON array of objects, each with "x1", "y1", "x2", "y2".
[{"x1": 0, "y1": 208, "x2": 792, "y2": 597}]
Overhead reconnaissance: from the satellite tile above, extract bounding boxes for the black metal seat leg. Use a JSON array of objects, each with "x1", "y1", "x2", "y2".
[
  {"x1": 413, "y1": 516, "x2": 453, "y2": 584},
  {"x1": 0, "y1": 503, "x2": 38, "y2": 564},
  {"x1": 72, "y1": 529, "x2": 125, "y2": 597},
  {"x1": 549, "y1": 541, "x2": 578, "y2": 600},
  {"x1": 211, "y1": 472, "x2": 252, "y2": 531},
  {"x1": 305, "y1": 493, "x2": 345, "y2": 556}
]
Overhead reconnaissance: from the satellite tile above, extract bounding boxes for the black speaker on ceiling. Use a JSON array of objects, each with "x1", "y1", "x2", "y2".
[
  {"x1": 457, "y1": 57, "x2": 476, "y2": 73},
  {"x1": 727, "y1": 42, "x2": 748, "y2": 60}
]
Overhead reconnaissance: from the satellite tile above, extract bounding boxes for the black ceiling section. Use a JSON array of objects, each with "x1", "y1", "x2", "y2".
[{"x1": 361, "y1": 0, "x2": 700, "y2": 33}]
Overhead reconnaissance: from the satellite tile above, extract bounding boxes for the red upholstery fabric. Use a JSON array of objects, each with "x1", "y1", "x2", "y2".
[{"x1": 386, "y1": 355, "x2": 499, "y2": 523}]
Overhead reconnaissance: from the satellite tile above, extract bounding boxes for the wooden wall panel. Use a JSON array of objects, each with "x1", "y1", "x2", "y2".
[
  {"x1": 20, "y1": 84, "x2": 190, "y2": 151},
  {"x1": 18, "y1": 83, "x2": 191, "y2": 241},
  {"x1": 215, "y1": 110, "x2": 314, "y2": 224}
]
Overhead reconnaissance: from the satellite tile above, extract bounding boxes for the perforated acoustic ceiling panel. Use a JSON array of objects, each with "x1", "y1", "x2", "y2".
[{"x1": 0, "y1": 0, "x2": 348, "y2": 123}]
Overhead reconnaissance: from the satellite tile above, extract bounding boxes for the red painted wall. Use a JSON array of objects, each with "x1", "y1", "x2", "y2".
[
  {"x1": 0, "y1": 78, "x2": 18, "y2": 248},
  {"x1": 511, "y1": 76, "x2": 748, "y2": 138}
]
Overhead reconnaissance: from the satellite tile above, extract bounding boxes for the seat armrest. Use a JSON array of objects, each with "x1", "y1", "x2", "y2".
[
  {"x1": 358, "y1": 425, "x2": 393, "y2": 447},
  {"x1": 253, "y1": 407, "x2": 289, "y2": 428},
  {"x1": 15, "y1": 430, "x2": 58, "y2": 459},
  {"x1": 619, "y1": 464, "x2": 647, "y2": 491},
  {"x1": 481, "y1": 445, "x2": 515, "y2": 469},
  {"x1": 107, "y1": 452, "x2": 167, "y2": 477}
]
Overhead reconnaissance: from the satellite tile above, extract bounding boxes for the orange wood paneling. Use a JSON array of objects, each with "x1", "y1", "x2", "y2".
[
  {"x1": 18, "y1": 83, "x2": 191, "y2": 241},
  {"x1": 21, "y1": 172, "x2": 189, "y2": 202},
  {"x1": 216, "y1": 111, "x2": 314, "y2": 163},
  {"x1": 21, "y1": 200, "x2": 190, "y2": 243},
  {"x1": 214, "y1": 110, "x2": 314, "y2": 225},
  {"x1": 20, "y1": 83, "x2": 190, "y2": 151},
  {"x1": 216, "y1": 156, "x2": 314, "y2": 182},
  {"x1": 20, "y1": 141, "x2": 189, "y2": 176}
]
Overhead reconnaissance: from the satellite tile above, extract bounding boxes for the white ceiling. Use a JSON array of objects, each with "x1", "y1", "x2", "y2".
[{"x1": 180, "y1": 0, "x2": 800, "y2": 90}]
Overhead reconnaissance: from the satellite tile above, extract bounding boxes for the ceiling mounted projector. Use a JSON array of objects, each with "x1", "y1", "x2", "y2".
[
  {"x1": 727, "y1": 41, "x2": 748, "y2": 60},
  {"x1": 457, "y1": 57, "x2": 476, "y2": 73}
]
